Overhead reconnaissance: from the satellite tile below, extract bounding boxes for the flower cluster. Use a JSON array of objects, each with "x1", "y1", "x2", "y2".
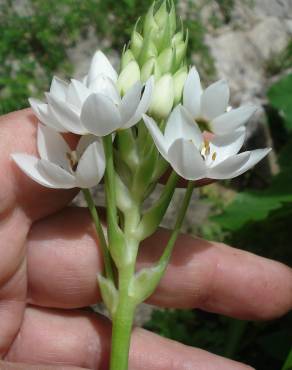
[{"x1": 12, "y1": 2, "x2": 270, "y2": 190}]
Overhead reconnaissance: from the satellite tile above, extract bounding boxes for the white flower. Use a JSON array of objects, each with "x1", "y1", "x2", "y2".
[
  {"x1": 11, "y1": 125, "x2": 105, "y2": 189},
  {"x1": 183, "y1": 67, "x2": 257, "y2": 135},
  {"x1": 29, "y1": 51, "x2": 154, "y2": 137},
  {"x1": 143, "y1": 105, "x2": 271, "y2": 181}
]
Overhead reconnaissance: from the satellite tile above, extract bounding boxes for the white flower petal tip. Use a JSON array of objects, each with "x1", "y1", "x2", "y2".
[
  {"x1": 11, "y1": 125, "x2": 106, "y2": 190},
  {"x1": 87, "y1": 50, "x2": 118, "y2": 85},
  {"x1": 11, "y1": 153, "x2": 59, "y2": 188},
  {"x1": 211, "y1": 104, "x2": 258, "y2": 135}
]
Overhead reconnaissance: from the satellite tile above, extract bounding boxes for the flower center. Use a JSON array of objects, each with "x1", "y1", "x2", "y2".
[
  {"x1": 66, "y1": 151, "x2": 78, "y2": 171},
  {"x1": 200, "y1": 140, "x2": 217, "y2": 162}
]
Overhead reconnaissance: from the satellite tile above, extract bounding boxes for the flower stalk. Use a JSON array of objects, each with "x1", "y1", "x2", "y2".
[{"x1": 82, "y1": 188, "x2": 114, "y2": 281}]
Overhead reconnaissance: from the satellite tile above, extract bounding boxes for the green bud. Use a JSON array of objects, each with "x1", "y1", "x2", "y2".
[
  {"x1": 131, "y1": 31, "x2": 143, "y2": 59},
  {"x1": 139, "y1": 31, "x2": 158, "y2": 66},
  {"x1": 141, "y1": 57, "x2": 161, "y2": 82},
  {"x1": 143, "y1": 2, "x2": 159, "y2": 36},
  {"x1": 157, "y1": 47, "x2": 175, "y2": 74},
  {"x1": 173, "y1": 66, "x2": 187, "y2": 105},
  {"x1": 154, "y1": 1, "x2": 168, "y2": 28},
  {"x1": 169, "y1": 1, "x2": 177, "y2": 35},
  {"x1": 172, "y1": 31, "x2": 183, "y2": 46},
  {"x1": 121, "y1": 49, "x2": 135, "y2": 70},
  {"x1": 174, "y1": 37, "x2": 188, "y2": 70},
  {"x1": 117, "y1": 60, "x2": 141, "y2": 95},
  {"x1": 149, "y1": 74, "x2": 174, "y2": 119}
]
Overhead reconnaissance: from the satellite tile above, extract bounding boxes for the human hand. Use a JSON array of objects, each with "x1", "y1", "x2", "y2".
[{"x1": 1, "y1": 109, "x2": 291, "y2": 370}]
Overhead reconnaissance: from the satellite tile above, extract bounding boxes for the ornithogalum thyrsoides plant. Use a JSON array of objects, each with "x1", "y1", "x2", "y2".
[{"x1": 12, "y1": 1, "x2": 271, "y2": 369}]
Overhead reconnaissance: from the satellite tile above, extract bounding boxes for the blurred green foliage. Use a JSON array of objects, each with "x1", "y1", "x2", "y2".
[{"x1": 0, "y1": 0, "x2": 215, "y2": 115}]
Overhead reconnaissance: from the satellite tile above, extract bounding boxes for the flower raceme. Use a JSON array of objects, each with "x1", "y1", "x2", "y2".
[
  {"x1": 12, "y1": 125, "x2": 105, "y2": 189},
  {"x1": 183, "y1": 67, "x2": 257, "y2": 135},
  {"x1": 29, "y1": 51, "x2": 154, "y2": 137},
  {"x1": 143, "y1": 105, "x2": 271, "y2": 181}
]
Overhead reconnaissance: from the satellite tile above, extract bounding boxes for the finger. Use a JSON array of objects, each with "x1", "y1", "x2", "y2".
[
  {"x1": 0, "y1": 361, "x2": 89, "y2": 370},
  {"x1": 27, "y1": 207, "x2": 292, "y2": 320},
  {"x1": 0, "y1": 109, "x2": 78, "y2": 354},
  {"x1": 6, "y1": 306, "x2": 253, "y2": 370},
  {"x1": 0, "y1": 109, "x2": 77, "y2": 223}
]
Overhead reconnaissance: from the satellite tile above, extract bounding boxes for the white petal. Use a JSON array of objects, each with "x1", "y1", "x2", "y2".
[
  {"x1": 89, "y1": 75, "x2": 121, "y2": 105},
  {"x1": 227, "y1": 148, "x2": 271, "y2": 179},
  {"x1": 11, "y1": 153, "x2": 59, "y2": 188},
  {"x1": 47, "y1": 94, "x2": 87, "y2": 135},
  {"x1": 81, "y1": 93, "x2": 121, "y2": 136},
  {"x1": 168, "y1": 138, "x2": 206, "y2": 180},
  {"x1": 75, "y1": 141, "x2": 105, "y2": 188},
  {"x1": 122, "y1": 76, "x2": 154, "y2": 129},
  {"x1": 67, "y1": 79, "x2": 91, "y2": 109},
  {"x1": 119, "y1": 81, "x2": 142, "y2": 124},
  {"x1": 210, "y1": 105, "x2": 257, "y2": 135},
  {"x1": 208, "y1": 152, "x2": 251, "y2": 179},
  {"x1": 165, "y1": 105, "x2": 203, "y2": 148},
  {"x1": 201, "y1": 79, "x2": 230, "y2": 120},
  {"x1": 50, "y1": 76, "x2": 68, "y2": 101},
  {"x1": 29, "y1": 98, "x2": 65, "y2": 132},
  {"x1": 142, "y1": 114, "x2": 168, "y2": 159},
  {"x1": 37, "y1": 125, "x2": 70, "y2": 170},
  {"x1": 38, "y1": 159, "x2": 76, "y2": 188},
  {"x1": 183, "y1": 67, "x2": 202, "y2": 118},
  {"x1": 76, "y1": 134, "x2": 98, "y2": 158},
  {"x1": 208, "y1": 130, "x2": 246, "y2": 166},
  {"x1": 87, "y1": 51, "x2": 118, "y2": 85}
]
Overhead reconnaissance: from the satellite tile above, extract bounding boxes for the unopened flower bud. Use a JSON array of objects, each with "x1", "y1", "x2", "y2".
[
  {"x1": 117, "y1": 60, "x2": 141, "y2": 95},
  {"x1": 157, "y1": 47, "x2": 175, "y2": 74},
  {"x1": 149, "y1": 74, "x2": 174, "y2": 119},
  {"x1": 139, "y1": 34, "x2": 158, "y2": 66},
  {"x1": 173, "y1": 66, "x2": 187, "y2": 105},
  {"x1": 172, "y1": 31, "x2": 183, "y2": 46},
  {"x1": 131, "y1": 31, "x2": 143, "y2": 59},
  {"x1": 154, "y1": 1, "x2": 168, "y2": 28},
  {"x1": 144, "y1": 3, "x2": 159, "y2": 36},
  {"x1": 141, "y1": 58, "x2": 161, "y2": 82},
  {"x1": 174, "y1": 37, "x2": 188, "y2": 70},
  {"x1": 121, "y1": 49, "x2": 135, "y2": 70}
]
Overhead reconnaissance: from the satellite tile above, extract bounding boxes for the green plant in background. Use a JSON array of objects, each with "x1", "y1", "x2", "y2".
[{"x1": 0, "y1": 0, "x2": 216, "y2": 115}]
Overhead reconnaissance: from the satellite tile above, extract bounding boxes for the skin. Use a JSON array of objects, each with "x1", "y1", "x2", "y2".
[{"x1": 0, "y1": 108, "x2": 291, "y2": 370}]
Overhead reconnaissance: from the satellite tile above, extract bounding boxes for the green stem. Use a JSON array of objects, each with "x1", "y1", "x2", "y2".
[
  {"x1": 159, "y1": 181, "x2": 195, "y2": 264},
  {"x1": 110, "y1": 267, "x2": 136, "y2": 370},
  {"x1": 103, "y1": 135, "x2": 118, "y2": 234},
  {"x1": 82, "y1": 189, "x2": 114, "y2": 281},
  {"x1": 135, "y1": 171, "x2": 179, "y2": 240}
]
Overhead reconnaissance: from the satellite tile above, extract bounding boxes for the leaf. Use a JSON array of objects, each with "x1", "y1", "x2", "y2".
[
  {"x1": 212, "y1": 169, "x2": 292, "y2": 231},
  {"x1": 282, "y1": 347, "x2": 292, "y2": 370},
  {"x1": 267, "y1": 74, "x2": 292, "y2": 131}
]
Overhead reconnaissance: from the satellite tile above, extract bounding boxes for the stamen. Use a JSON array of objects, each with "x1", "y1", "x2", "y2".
[
  {"x1": 66, "y1": 151, "x2": 78, "y2": 171},
  {"x1": 212, "y1": 152, "x2": 217, "y2": 161}
]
